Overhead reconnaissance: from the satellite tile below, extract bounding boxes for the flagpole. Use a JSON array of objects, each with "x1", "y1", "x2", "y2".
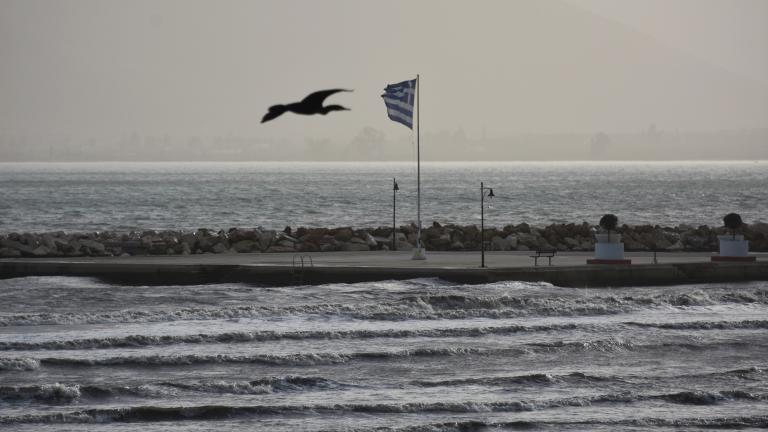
[
  {"x1": 412, "y1": 74, "x2": 426, "y2": 260},
  {"x1": 417, "y1": 74, "x2": 421, "y2": 248}
]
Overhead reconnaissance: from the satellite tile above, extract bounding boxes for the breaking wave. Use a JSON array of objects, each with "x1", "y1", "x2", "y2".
[
  {"x1": 345, "y1": 416, "x2": 768, "y2": 431},
  {"x1": 3, "y1": 289, "x2": 766, "y2": 326},
  {"x1": 0, "y1": 358, "x2": 40, "y2": 372},
  {"x1": 0, "y1": 376, "x2": 346, "y2": 404},
  {"x1": 34, "y1": 346, "x2": 483, "y2": 368},
  {"x1": 2, "y1": 391, "x2": 766, "y2": 424},
  {"x1": 16, "y1": 338, "x2": 760, "y2": 373},
  {"x1": 3, "y1": 319, "x2": 767, "y2": 352}
]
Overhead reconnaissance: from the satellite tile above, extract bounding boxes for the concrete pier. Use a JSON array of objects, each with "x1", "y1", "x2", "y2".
[{"x1": 1, "y1": 251, "x2": 766, "y2": 287}]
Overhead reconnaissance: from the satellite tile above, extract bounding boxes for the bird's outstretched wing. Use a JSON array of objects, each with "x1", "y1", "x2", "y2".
[{"x1": 300, "y1": 89, "x2": 352, "y2": 109}]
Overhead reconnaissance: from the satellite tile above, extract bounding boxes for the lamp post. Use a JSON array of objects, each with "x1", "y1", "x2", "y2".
[
  {"x1": 480, "y1": 181, "x2": 494, "y2": 268},
  {"x1": 392, "y1": 178, "x2": 399, "y2": 251}
]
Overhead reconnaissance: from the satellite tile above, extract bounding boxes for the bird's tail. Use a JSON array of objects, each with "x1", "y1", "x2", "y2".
[{"x1": 261, "y1": 105, "x2": 287, "y2": 123}]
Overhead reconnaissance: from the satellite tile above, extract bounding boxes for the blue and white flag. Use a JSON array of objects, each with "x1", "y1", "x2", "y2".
[{"x1": 382, "y1": 79, "x2": 416, "y2": 129}]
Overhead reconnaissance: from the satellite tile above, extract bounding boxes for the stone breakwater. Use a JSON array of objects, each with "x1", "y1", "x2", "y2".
[{"x1": 1, "y1": 222, "x2": 767, "y2": 258}]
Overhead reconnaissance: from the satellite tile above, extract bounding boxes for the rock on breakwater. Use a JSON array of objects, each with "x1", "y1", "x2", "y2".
[{"x1": 1, "y1": 222, "x2": 767, "y2": 258}]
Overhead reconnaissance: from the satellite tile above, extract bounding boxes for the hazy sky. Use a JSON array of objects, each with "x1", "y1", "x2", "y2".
[{"x1": 1, "y1": 0, "x2": 766, "y2": 145}]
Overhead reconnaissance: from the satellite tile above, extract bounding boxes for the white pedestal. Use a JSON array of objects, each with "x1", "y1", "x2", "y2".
[
  {"x1": 595, "y1": 242, "x2": 625, "y2": 260},
  {"x1": 588, "y1": 234, "x2": 631, "y2": 264},
  {"x1": 717, "y1": 235, "x2": 748, "y2": 257}
]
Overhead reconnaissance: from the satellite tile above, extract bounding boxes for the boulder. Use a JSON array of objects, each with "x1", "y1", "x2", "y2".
[
  {"x1": 668, "y1": 240, "x2": 684, "y2": 251},
  {"x1": 515, "y1": 223, "x2": 531, "y2": 233},
  {"x1": 180, "y1": 233, "x2": 198, "y2": 249},
  {"x1": 563, "y1": 237, "x2": 579, "y2": 249},
  {"x1": 20, "y1": 233, "x2": 38, "y2": 247},
  {"x1": 490, "y1": 236, "x2": 509, "y2": 251},
  {"x1": 396, "y1": 240, "x2": 413, "y2": 250},
  {"x1": 40, "y1": 235, "x2": 57, "y2": 250},
  {"x1": 80, "y1": 240, "x2": 106, "y2": 255},
  {"x1": 31, "y1": 246, "x2": 51, "y2": 256},
  {"x1": 748, "y1": 222, "x2": 768, "y2": 237},
  {"x1": 516, "y1": 233, "x2": 539, "y2": 249},
  {"x1": 232, "y1": 240, "x2": 256, "y2": 253},
  {"x1": 682, "y1": 234, "x2": 709, "y2": 251},
  {"x1": 212, "y1": 243, "x2": 229, "y2": 254},
  {"x1": 320, "y1": 243, "x2": 337, "y2": 252},
  {"x1": 363, "y1": 232, "x2": 378, "y2": 248},
  {"x1": 333, "y1": 228, "x2": 354, "y2": 242},
  {"x1": 276, "y1": 239, "x2": 296, "y2": 249},
  {"x1": 266, "y1": 245, "x2": 297, "y2": 253},
  {"x1": 256, "y1": 230, "x2": 276, "y2": 251},
  {"x1": 0, "y1": 247, "x2": 21, "y2": 258},
  {"x1": 0, "y1": 238, "x2": 35, "y2": 256},
  {"x1": 623, "y1": 236, "x2": 648, "y2": 251},
  {"x1": 428, "y1": 233, "x2": 452, "y2": 250},
  {"x1": 390, "y1": 232, "x2": 408, "y2": 243},
  {"x1": 342, "y1": 242, "x2": 370, "y2": 252},
  {"x1": 298, "y1": 242, "x2": 319, "y2": 252},
  {"x1": 53, "y1": 238, "x2": 73, "y2": 253}
]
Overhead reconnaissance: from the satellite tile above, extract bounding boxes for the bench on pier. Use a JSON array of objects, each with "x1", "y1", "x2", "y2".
[{"x1": 529, "y1": 249, "x2": 556, "y2": 266}]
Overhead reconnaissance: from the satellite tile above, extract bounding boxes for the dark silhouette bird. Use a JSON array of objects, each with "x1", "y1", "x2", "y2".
[{"x1": 261, "y1": 89, "x2": 352, "y2": 123}]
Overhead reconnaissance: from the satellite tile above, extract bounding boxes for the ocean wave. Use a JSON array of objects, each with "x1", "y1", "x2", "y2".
[
  {"x1": 410, "y1": 371, "x2": 615, "y2": 388},
  {"x1": 355, "y1": 416, "x2": 768, "y2": 431},
  {"x1": 0, "y1": 376, "x2": 345, "y2": 404},
  {"x1": 655, "y1": 390, "x2": 768, "y2": 405},
  {"x1": 4, "y1": 319, "x2": 767, "y2": 352},
  {"x1": 3, "y1": 289, "x2": 766, "y2": 326},
  {"x1": 0, "y1": 358, "x2": 39, "y2": 372},
  {"x1": 627, "y1": 319, "x2": 768, "y2": 330},
  {"x1": 20, "y1": 338, "x2": 763, "y2": 372},
  {"x1": 0, "y1": 323, "x2": 581, "y2": 351},
  {"x1": 713, "y1": 366, "x2": 765, "y2": 379},
  {"x1": 164, "y1": 376, "x2": 347, "y2": 394},
  {"x1": 2, "y1": 391, "x2": 766, "y2": 423},
  {"x1": 0, "y1": 383, "x2": 81, "y2": 403},
  {"x1": 35, "y1": 346, "x2": 482, "y2": 368}
]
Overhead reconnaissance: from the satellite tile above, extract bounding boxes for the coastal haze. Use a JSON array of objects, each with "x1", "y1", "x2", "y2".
[
  {"x1": 0, "y1": 161, "x2": 766, "y2": 233},
  {"x1": 2, "y1": 2, "x2": 768, "y2": 432},
  {"x1": 1, "y1": 0, "x2": 767, "y2": 161}
]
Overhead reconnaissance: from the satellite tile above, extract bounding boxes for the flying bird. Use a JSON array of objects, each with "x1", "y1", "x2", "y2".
[{"x1": 261, "y1": 89, "x2": 352, "y2": 123}]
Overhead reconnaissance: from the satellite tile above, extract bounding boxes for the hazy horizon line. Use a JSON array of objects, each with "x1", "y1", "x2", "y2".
[{"x1": 1, "y1": 159, "x2": 765, "y2": 164}]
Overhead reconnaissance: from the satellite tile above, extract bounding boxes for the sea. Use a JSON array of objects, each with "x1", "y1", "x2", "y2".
[
  {"x1": 0, "y1": 161, "x2": 766, "y2": 233},
  {"x1": 1, "y1": 161, "x2": 767, "y2": 430},
  {"x1": 0, "y1": 276, "x2": 766, "y2": 431}
]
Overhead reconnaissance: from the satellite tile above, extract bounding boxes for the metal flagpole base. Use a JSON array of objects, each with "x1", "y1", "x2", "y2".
[{"x1": 411, "y1": 247, "x2": 427, "y2": 260}]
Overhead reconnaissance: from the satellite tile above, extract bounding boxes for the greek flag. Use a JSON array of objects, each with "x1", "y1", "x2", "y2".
[{"x1": 382, "y1": 79, "x2": 416, "y2": 129}]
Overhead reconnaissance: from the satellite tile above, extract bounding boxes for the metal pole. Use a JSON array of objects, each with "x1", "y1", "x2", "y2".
[
  {"x1": 481, "y1": 181, "x2": 485, "y2": 268},
  {"x1": 416, "y1": 74, "x2": 421, "y2": 250},
  {"x1": 392, "y1": 178, "x2": 396, "y2": 251}
]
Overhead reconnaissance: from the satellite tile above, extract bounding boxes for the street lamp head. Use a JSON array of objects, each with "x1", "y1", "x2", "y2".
[{"x1": 487, "y1": 188, "x2": 494, "y2": 198}]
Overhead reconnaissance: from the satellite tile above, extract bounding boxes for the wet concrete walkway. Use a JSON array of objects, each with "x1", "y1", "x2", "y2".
[{"x1": 1, "y1": 251, "x2": 766, "y2": 287}]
